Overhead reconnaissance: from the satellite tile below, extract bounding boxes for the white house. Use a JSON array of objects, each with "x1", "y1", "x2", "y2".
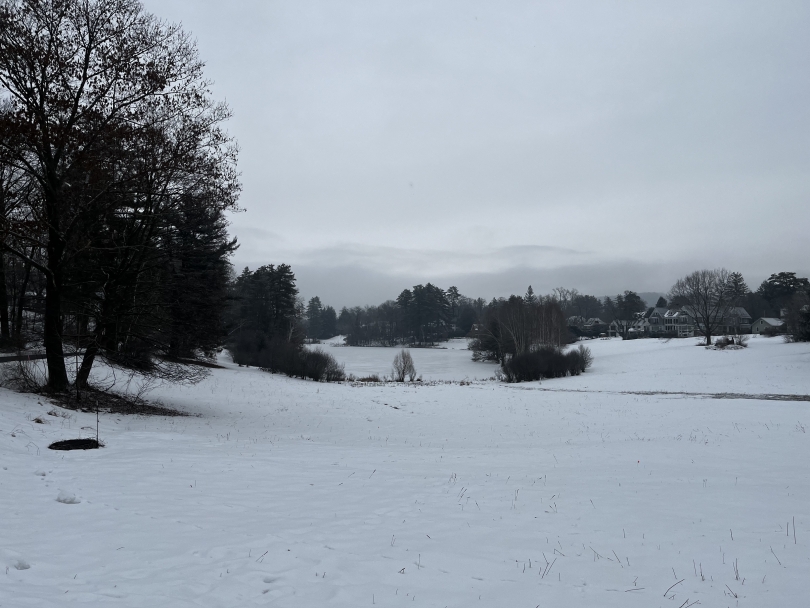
[{"x1": 752, "y1": 317, "x2": 784, "y2": 334}]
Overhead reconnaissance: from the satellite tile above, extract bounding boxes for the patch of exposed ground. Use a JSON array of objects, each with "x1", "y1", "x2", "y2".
[{"x1": 46, "y1": 387, "x2": 190, "y2": 417}]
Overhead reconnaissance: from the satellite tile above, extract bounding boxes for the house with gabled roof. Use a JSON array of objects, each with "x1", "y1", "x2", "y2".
[
  {"x1": 752, "y1": 317, "x2": 784, "y2": 334},
  {"x1": 643, "y1": 307, "x2": 695, "y2": 337}
]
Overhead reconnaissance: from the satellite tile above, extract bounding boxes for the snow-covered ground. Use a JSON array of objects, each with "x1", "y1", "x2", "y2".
[{"x1": 1, "y1": 336, "x2": 809, "y2": 606}]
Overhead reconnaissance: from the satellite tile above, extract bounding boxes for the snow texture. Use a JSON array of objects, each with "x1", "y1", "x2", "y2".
[{"x1": 0, "y1": 335, "x2": 808, "y2": 606}]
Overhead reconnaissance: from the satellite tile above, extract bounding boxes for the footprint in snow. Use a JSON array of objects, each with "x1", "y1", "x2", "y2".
[{"x1": 1, "y1": 549, "x2": 31, "y2": 571}]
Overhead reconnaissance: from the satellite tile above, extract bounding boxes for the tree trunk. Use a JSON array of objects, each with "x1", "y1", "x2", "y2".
[
  {"x1": 76, "y1": 339, "x2": 98, "y2": 390},
  {"x1": 44, "y1": 235, "x2": 68, "y2": 391}
]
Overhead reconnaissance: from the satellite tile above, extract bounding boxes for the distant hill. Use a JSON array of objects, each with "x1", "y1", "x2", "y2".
[{"x1": 638, "y1": 292, "x2": 667, "y2": 308}]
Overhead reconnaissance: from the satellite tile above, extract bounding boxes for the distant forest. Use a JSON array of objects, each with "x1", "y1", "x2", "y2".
[{"x1": 226, "y1": 266, "x2": 810, "y2": 373}]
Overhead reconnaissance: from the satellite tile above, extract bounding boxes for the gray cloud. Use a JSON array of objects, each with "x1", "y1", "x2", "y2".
[
  {"x1": 292, "y1": 259, "x2": 810, "y2": 311},
  {"x1": 147, "y1": 0, "x2": 809, "y2": 306}
]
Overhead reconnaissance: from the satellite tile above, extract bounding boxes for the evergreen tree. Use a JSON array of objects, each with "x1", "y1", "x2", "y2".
[
  {"x1": 726, "y1": 272, "x2": 749, "y2": 304},
  {"x1": 320, "y1": 306, "x2": 338, "y2": 339},
  {"x1": 612, "y1": 291, "x2": 646, "y2": 339},
  {"x1": 306, "y1": 297, "x2": 323, "y2": 340},
  {"x1": 757, "y1": 272, "x2": 809, "y2": 307}
]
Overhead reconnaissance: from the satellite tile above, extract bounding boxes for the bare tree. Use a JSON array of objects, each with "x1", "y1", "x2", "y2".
[
  {"x1": 392, "y1": 349, "x2": 416, "y2": 382},
  {"x1": 668, "y1": 269, "x2": 734, "y2": 345}
]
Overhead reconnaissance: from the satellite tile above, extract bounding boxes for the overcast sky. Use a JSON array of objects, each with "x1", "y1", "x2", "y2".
[{"x1": 145, "y1": 0, "x2": 809, "y2": 308}]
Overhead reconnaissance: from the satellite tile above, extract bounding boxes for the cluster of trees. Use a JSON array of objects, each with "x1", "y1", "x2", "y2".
[
  {"x1": 0, "y1": 0, "x2": 239, "y2": 391},
  {"x1": 469, "y1": 288, "x2": 570, "y2": 364},
  {"x1": 304, "y1": 297, "x2": 337, "y2": 341},
  {"x1": 542, "y1": 287, "x2": 647, "y2": 337},
  {"x1": 667, "y1": 269, "x2": 809, "y2": 344},
  {"x1": 337, "y1": 284, "x2": 485, "y2": 346},
  {"x1": 754, "y1": 272, "x2": 809, "y2": 340},
  {"x1": 599, "y1": 291, "x2": 647, "y2": 339},
  {"x1": 227, "y1": 265, "x2": 344, "y2": 380},
  {"x1": 676, "y1": 270, "x2": 808, "y2": 330}
]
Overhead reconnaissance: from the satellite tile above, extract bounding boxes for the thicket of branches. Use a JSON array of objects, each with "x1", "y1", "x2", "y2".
[
  {"x1": 0, "y1": 0, "x2": 239, "y2": 391},
  {"x1": 338, "y1": 284, "x2": 484, "y2": 346},
  {"x1": 470, "y1": 290, "x2": 571, "y2": 364}
]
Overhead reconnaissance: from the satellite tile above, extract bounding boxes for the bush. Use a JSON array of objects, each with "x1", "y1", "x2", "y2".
[
  {"x1": 351, "y1": 374, "x2": 381, "y2": 383},
  {"x1": 714, "y1": 336, "x2": 732, "y2": 349},
  {"x1": 230, "y1": 332, "x2": 344, "y2": 381},
  {"x1": 795, "y1": 309, "x2": 810, "y2": 342},
  {"x1": 501, "y1": 345, "x2": 592, "y2": 383},
  {"x1": 712, "y1": 335, "x2": 749, "y2": 349},
  {"x1": 577, "y1": 344, "x2": 593, "y2": 371},
  {"x1": 392, "y1": 349, "x2": 416, "y2": 382},
  {"x1": 0, "y1": 358, "x2": 48, "y2": 392}
]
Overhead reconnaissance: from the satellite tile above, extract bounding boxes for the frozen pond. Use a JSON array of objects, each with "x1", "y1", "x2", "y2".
[{"x1": 311, "y1": 337, "x2": 499, "y2": 381}]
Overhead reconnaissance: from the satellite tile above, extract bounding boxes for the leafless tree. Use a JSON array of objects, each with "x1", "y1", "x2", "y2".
[
  {"x1": 668, "y1": 269, "x2": 734, "y2": 345},
  {"x1": 392, "y1": 349, "x2": 416, "y2": 382}
]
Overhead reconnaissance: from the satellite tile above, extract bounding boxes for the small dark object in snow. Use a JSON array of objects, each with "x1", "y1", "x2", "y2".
[{"x1": 48, "y1": 438, "x2": 104, "y2": 451}]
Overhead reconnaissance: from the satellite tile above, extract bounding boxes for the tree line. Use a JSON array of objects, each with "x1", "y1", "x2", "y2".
[{"x1": 333, "y1": 284, "x2": 484, "y2": 346}]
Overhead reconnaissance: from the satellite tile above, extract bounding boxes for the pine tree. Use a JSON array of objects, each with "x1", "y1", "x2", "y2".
[
  {"x1": 306, "y1": 297, "x2": 324, "y2": 340},
  {"x1": 726, "y1": 272, "x2": 749, "y2": 304}
]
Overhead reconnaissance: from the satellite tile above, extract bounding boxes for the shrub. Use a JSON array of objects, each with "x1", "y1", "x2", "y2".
[
  {"x1": 713, "y1": 335, "x2": 748, "y2": 349},
  {"x1": 733, "y1": 334, "x2": 749, "y2": 347},
  {"x1": 392, "y1": 349, "x2": 416, "y2": 382},
  {"x1": 577, "y1": 345, "x2": 593, "y2": 371},
  {"x1": 501, "y1": 345, "x2": 592, "y2": 383},
  {"x1": 714, "y1": 336, "x2": 732, "y2": 349},
  {"x1": 230, "y1": 332, "x2": 344, "y2": 381},
  {"x1": 0, "y1": 358, "x2": 48, "y2": 392},
  {"x1": 565, "y1": 350, "x2": 583, "y2": 375},
  {"x1": 323, "y1": 353, "x2": 346, "y2": 382}
]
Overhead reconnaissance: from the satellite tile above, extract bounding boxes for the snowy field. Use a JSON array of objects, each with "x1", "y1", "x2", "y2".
[{"x1": 1, "y1": 336, "x2": 809, "y2": 607}]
